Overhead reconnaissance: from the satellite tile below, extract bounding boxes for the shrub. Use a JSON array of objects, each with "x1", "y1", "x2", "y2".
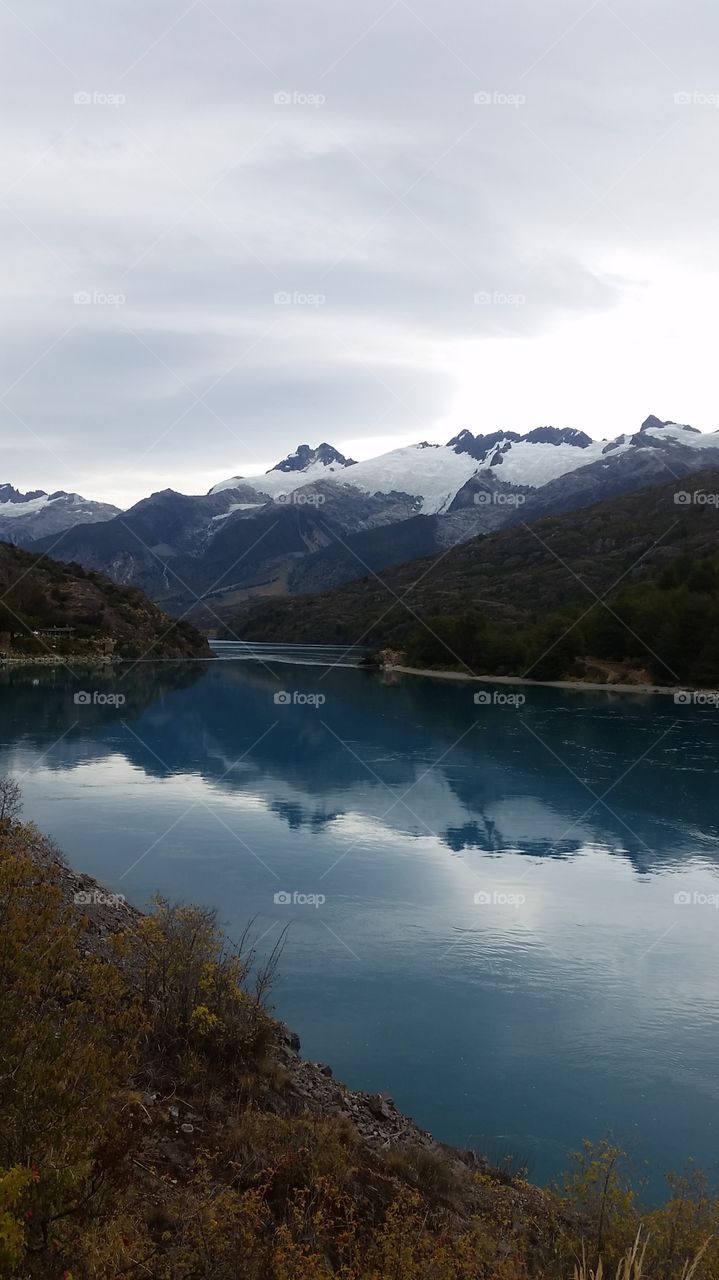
[
  {"x1": 134, "y1": 898, "x2": 279, "y2": 1081},
  {"x1": 0, "y1": 775, "x2": 22, "y2": 826},
  {"x1": 0, "y1": 845, "x2": 142, "y2": 1271}
]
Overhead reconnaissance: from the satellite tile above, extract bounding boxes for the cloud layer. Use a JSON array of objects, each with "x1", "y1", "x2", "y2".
[{"x1": 1, "y1": 0, "x2": 717, "y2": 505}]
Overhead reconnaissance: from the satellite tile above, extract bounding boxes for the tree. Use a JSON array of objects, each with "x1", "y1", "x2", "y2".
[{"x1": 0, "y1": 777, "x2": 22, "y2": 826}]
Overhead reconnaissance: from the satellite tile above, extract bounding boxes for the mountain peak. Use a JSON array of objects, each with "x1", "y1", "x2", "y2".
[
  {"x1": 640, "y1": 415, "x2": 699, "y2": 436},
  {"x1": 641, "y1": 414, "x2": 669, "y2": 432},
  {"x1": 447, "y1": 426, "x2": 592, "y2": 462},
  {"x1": 447, "y1": 429, "x2": 521, "y2": 462},
  {"x1": 268, "y1": 443, "x2": 356, "y2": 475},
  {"x1": 522, "y1": 426, "x2": 593, "y2": 448},
  {"x1": 0, "y1": 483, "x2": 48, "y2": 505}
]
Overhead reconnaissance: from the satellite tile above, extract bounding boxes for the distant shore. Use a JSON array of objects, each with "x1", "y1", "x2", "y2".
[
  {"x1": 389, "y1": 664, "x2": 688, "y2": 699},
  {"x1": 0, "y1": 653, "x2": 116, "y2": 667}
]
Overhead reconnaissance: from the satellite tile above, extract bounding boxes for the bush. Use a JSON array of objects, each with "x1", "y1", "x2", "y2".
[
  {"x1": 4, "y1": 820, "x2": 719, "y2": 1279},
  {"x1": 134, "y1": 898, "x2": 279, "y2": 1082},
  {"x1": 0, "y1": 776, "x2": 22, "y2": 826},
  {"x1": 0, "y1": 845, "x2": 142, "y2": 1270}
]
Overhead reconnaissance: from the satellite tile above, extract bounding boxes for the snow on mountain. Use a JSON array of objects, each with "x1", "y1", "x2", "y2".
[
  {"x1": 211, "y1": 443, "x2": 356, "y2": 497},
  {"x1": 32, "y1": 414, "x2": 719, "y2": 614},
  {"x1": 209, "y1": 416, "x2": 719, "y2": 521},
  {"x1": 325, "y1": 442, "x2": 480, "y2": 514},
  {"x1": 0, "y1": 488, "x2": 116, "y2": 519},
  {"x1": 642, "y1": 421, "x2": 719, "y2": 449},
  {"x1": 268, "y1": 442, "x2": 356, "y2": 474},
  {"x1": 0, "y1": 486, "x2": 121, "y2": 546},
  {"x1": 210, "y1": 502, "x2": 265, "y2": 523},
  {"x1": 212, "y1": 442, "x2": 483, "y2": 515},
  {"x1": 480, "y1": 435, "x2": 622, "y2": 488},
  {"x1": 0, "y1": 491, "x2": 56, "y2": 518}
]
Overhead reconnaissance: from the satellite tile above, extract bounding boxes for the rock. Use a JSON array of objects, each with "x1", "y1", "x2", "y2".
[
  {"x1": 367, "y1": 1093, "x2": 394, "y2": 1120},
  {"x1": 280, "y1": 1026, "x2": 301, "y2": 1053}
]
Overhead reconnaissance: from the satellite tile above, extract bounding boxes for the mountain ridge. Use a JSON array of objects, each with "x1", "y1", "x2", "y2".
[
  {"x1": 226, "y1": 465, "x2": 719, "y2": 688},
  {"x1": 29, "y1": 415, "x2": 719, "y2": 618},
  {"x1": 0, "y1": 483, "x2": 121, "y2": 545}
]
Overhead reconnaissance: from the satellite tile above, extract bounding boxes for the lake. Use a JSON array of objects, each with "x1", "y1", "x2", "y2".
[{"x1": 2, "y1": 645, "x2": 718, "y2": 1194}]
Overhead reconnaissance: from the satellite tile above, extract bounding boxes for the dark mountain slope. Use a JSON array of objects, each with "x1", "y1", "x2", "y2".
[
  {"x1": 30, "y1": 420, "x2": 719, "y2": 618},
  {"x1": 0, "y1": 542, "x2": 210, "y2": 658},
  {"x1": 228, "y1": 469, "x2": 719, "y2": 686}
]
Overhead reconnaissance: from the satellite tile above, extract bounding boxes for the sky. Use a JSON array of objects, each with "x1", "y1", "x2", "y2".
[{"x1": 2, "y1": 0, "x2": 719, "y2": 508}]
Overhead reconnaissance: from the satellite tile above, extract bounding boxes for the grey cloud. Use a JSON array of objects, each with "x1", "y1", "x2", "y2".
[{"x1": 0, "y1": 0, "x2": 717, "y2": 502}]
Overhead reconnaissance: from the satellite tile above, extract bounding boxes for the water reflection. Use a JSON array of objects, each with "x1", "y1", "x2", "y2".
[
  {"x1": 1, "y1": 653, "x2": 718, "y2": 1190},
  {"x1": 1, "y1": 656, "x2": 717, "y2": 873}
]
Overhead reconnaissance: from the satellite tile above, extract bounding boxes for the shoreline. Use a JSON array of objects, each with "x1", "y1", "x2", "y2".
[
  {"x1": 0, "y1": 652, "x2": 213, "y2": 668},
  {"x1": 20, "y1": 830, "x2": 509, "y2": 1172},
  {"x1": 388, "y1": 664, "x2": 687, "y2": 698},
  {"x1": 0, "y1": 653, "x2": 117, "y2": 667},
  {"x1": 14, "y1": 649, "x2": 695, "y2": 701}
]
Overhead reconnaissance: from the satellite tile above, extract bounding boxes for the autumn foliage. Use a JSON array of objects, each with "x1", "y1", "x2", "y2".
[{"x1": 0, "y1": 824, "x2": 717, "y2": 1278}]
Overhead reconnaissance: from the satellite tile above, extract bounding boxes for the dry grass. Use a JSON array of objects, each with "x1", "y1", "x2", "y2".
[{"x1": 574, "y1": 1227, "x2": 713, "y2": 1280}]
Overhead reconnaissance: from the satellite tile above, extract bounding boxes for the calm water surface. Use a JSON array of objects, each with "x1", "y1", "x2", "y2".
[{"x1": 1, "y1": 645, "x2": 718, "y2": 1192}]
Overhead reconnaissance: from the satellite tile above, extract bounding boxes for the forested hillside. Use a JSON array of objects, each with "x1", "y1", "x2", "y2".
[{"x1": 229, "y1": 470, "x2": 719, "y2": 686}]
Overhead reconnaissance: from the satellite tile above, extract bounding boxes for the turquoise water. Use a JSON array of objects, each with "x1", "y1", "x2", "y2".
[{"x1": 1, "y1": 647, "x2": 718, "y2": 1192}]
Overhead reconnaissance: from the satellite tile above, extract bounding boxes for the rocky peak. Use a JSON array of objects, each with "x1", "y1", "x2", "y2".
[
  {"x1": 269, "y1": 443, "x2": 356, "y2": 474},
  {"x1": 640, "y1": 414, "x2": 669, "y2": 432},
  {"x1": 522, "y1": 427, "x2": 593, "y2": 447},
  {"x1": 0, "y1": 484, "x2": 48, "y2": 504},
  {"x1": 447, "y1": 430, "x2": 521, "y2": 462}
]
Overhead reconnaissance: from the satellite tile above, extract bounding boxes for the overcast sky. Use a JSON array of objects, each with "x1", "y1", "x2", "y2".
[{"x1": 1, "y1": 0, "x2": 718, "y2": 507}]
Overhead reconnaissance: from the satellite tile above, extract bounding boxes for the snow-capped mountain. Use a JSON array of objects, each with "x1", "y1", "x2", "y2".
[
  {"x1": 210, "y1": 432, "x2": 595, "y2": 516},
  {"x1": 0, "y1": 485, "x2": 121, "y2": 546},
  {"x1": 32, "y1": 415, "x2": 719, "y2": 618},
  {"x1": 211, "y1": 443, "x2": 356, "y2": 498},
  {"x1": 211, "y1": 438, "x2": 493, "y2": 514},
  {"x1": 268, "y1": 442, "x2": 356, "y2": 475},
  {"x1": 211, "y1": 418, "x2": 717, "y2": 516}
]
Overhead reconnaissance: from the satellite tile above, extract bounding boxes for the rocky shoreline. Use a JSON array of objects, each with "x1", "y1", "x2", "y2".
[
  {"x1": 33, "y1": 837, "x2": 549, "y2": 1213},
  {"x1": 47, "y1": 848, "x2": 470, "y2": 1159},
  {"x1": 12, "y1": 820, "x2": 715, "y2": 1276}
]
